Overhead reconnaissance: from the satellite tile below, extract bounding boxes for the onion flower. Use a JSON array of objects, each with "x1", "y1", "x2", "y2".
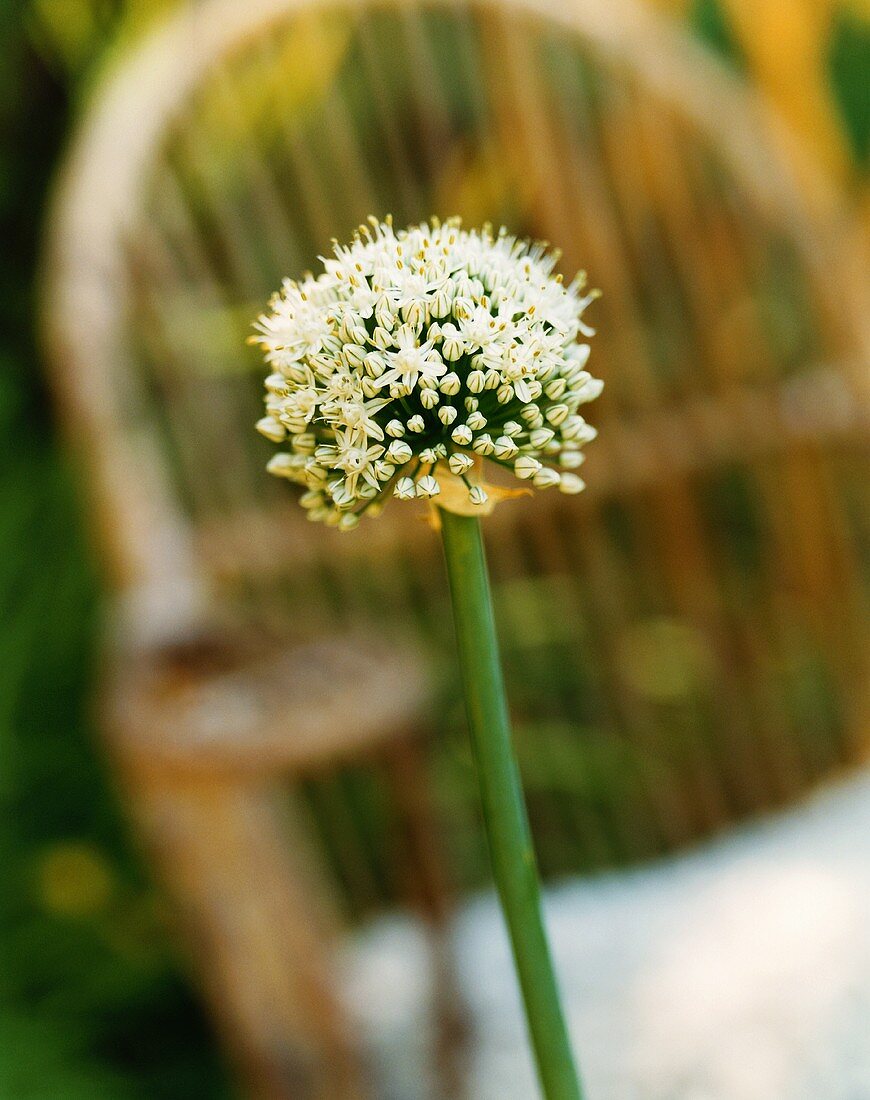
[{"x1": 253, "y1": 218, "x2": 601, "y2": 1100}]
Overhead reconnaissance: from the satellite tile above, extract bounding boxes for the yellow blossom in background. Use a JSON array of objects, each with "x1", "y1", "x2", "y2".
[{"x1": 36, "y1": 841, "x2": 117, "y2": 918}]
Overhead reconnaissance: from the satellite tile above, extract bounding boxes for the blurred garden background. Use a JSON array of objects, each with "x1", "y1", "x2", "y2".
[{"x1": 1, "y1": 0, "x2": 868, "y2": 1096}]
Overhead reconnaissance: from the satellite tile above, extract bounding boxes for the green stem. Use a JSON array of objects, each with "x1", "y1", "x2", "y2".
[{"x1": 438, "y1": 508, "x2": 583, "y2": 1100}]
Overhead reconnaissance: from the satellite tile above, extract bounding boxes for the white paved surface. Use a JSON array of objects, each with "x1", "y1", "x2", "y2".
[{"x1": 342, "y1": 771, "x2": 870, "y2": 1099}]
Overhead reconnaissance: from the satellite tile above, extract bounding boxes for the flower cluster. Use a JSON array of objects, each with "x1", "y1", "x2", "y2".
[{"x1": 254, "y1": 217, "x2": 602, "y2": 530}]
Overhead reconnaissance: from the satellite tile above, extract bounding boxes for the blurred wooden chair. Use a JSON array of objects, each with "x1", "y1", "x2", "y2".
[{"x1": 42, "y1": 0, "x2": 869, "y2": 1095}]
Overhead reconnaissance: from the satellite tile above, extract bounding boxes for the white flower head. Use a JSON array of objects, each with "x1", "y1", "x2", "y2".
[{"x1": 253, "y1": 217, "x2": 602, "y2": 528}]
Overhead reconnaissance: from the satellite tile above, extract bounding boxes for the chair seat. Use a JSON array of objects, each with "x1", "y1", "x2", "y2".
[{"x1": 103, "y1": 625, "x2": 430, "y2": 777}]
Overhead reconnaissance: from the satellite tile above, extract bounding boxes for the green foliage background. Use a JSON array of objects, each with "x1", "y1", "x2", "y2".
[
  {"x1": 0, "y1": 0, "x2": 866, "y2": 1094},
  {"x1": 1, "y1": 1, "x2": 231, "y2": 1095}
]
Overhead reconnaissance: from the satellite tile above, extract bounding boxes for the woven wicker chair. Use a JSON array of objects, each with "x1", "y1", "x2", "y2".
[{"x1": 42, "y1": 0, "x2": 869, "y2": 1096}]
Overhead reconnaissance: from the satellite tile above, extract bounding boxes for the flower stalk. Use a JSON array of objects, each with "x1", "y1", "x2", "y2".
[{"x1": 439, "y1": 507, "x2": 583, "y2": 1100}]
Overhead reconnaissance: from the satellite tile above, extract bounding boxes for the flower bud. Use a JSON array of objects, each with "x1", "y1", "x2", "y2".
[
  {"x1": 375, "y1": 300, "x2": 394, "y2": 329},
  {"x1": 440, "y1": 326, "x2": 464, "y2": 361},
  {"x1": 364, "y1": 352, "x2": 386, "y2": 378},
  {"x1": 342, "y1": 344, "x2": 367, "y2": 369},
  {"x1": 300, "y1": 490, "x2": 324, "y2": 509},
  {"x1": 533, "y1": 467, "x2": 561, "y2": 489},
  {"x1": 404, "y1": 301, "x2": 427, "y2": 328},
  {"x1": 266, "y1": 453, "x2": 298, "y2": 478},
  {"x1": 349, "y1": 325, "x2": 370, "y2": 346},
  {"x1": 449, "y1": 453, "x2": 475, "y2": 475},
  {"x1": 416, "y1": 475, "x2": 441, "y2": 497},
  {"x1": 529, "y1": 427, "x2": 555, "y2": 449},
  {"x1": 545, "y1": 404, "x2": 569, "y2": 426},
  {"x1": 331, "y1": 483, "x2": 356, "y2": 508},
  {"x1": 420, "y1": 387, "x2": 440, "y2": 409},
  {"x1": 304, "y1": 462, "x2": 328, "y2": 485},
  {"x1": 514, "y1": 455, "x2": 541, "y2": 479},
  {"x1": 265, "y1": 373, "x2": 288, "y2": 394},
  {"x1": 283, "y1": 363, "x2": 310, "y2": 385},
  {"x1": 575, "y1": 377, "x2": 605, "y2": 404},
  {"x1": 493, "y1": 436, "x2": 519, "y2": 460},
  {"x1": 291, "y1": 433, "x2": 316, "y2": 454},
  {"x1": 558, "y1": 472, "x2": 585, "y2": 494},
  {"x1": 256, "y1": 416, "x2": 286, "y2": 442},
  {"x1": 431, "y1": 287, "x2": 453, "y2": 318},
  {"x1": 562, "y1": 416, "x2": 597, "y2": 443}
]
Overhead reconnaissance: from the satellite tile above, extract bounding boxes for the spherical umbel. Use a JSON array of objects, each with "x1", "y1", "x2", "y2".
[{"x1": 253, "y1": 217, "x2": 602, "y2": 528}]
